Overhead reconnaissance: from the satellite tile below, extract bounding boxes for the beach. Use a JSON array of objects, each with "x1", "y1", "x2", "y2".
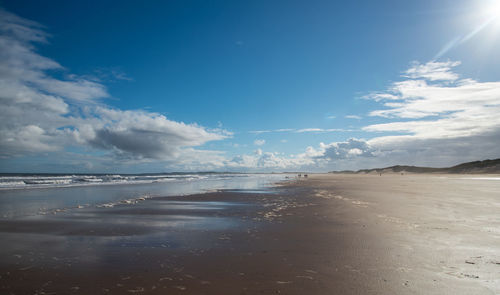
[{"x1": 0, "y1": 174, "x2": 499, "y2": 294}]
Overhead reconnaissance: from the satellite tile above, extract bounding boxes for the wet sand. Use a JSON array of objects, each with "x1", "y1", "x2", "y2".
[{"x1": 0, "y1": 174, "x2": 499, "y2": 294}]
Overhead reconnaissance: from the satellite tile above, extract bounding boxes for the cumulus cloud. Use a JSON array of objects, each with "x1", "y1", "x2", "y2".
[
  {"x1": 0, "y1": 10, "x2": 108, "y2": 102},
  {"x1": 270, "y1": 138, "x2": 376, "y2": 170},
  {"x1": 80, "y1": 108, "x2": 229, "y2": 160},
  {"x1": 403, "y1": 60, "x2": 460, "y2": 81},
  {"x1": 238, "y1": 60, "x2": 500, "y2": 170},
  {"x1": 253, "y1": 139, "x2": 265, "y2": 146},
  {"x1": 358, "y1": 60, "x2": 500, "y2": 167},
  {"x1": 366, "y1": 131, "x2": 500, "y2": 167},
  {"x1": 364, "y1": 60, "x2": 500, "y2": 137},
  {"x1": 0, "y1": 9, "x2": 229, "y2": 165},
  {"x1": 226, "y1": 149, "x2": 315, "y2": 170},
  {"x1": 221, "y1": 138, "x2": 376, "y2": 171},
  {"x1": 277, "y1": 60, "x2": 500, "y2": 171},
  {"x1": 316, "y1": 138, "x2": 375, "y2": 160}
]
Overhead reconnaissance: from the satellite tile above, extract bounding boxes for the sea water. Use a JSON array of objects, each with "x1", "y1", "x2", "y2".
[{"x1": 0, "y1": 173, "x2": 291, "y2": 218}]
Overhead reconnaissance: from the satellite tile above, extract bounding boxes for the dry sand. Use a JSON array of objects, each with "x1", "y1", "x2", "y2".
[
  {"x1": 0, "y1": 174, "x2": 499, "y2": 294},
  {"x1": 294, "y1": 174, "x2": 500, "y2": 294}
]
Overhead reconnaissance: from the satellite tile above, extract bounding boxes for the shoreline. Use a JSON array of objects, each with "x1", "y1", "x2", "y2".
[
  {"x1": 0, "y1": 174, "x2": 499, "y2": 294},
  {"x1": 0, "y1": 174, "x2": 288, "y2": 219},
  {"x1": 0, "y1": 173, "x2": 293, "y2": 191}
]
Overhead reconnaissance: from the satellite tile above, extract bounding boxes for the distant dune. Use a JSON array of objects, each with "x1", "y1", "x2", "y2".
[{"x1": 330, "y1": 158, "x2": 500, "y2": 174}]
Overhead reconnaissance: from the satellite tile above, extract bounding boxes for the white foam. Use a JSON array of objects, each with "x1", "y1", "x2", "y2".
[
  {"x1": 0, "y1": 173, "x2": 291, "y2": 191},
  {"x1": 95, "y1": 194, "x2": 151, "y2": 209},
  {"x1": 0, "y1": 173, "x2": 227, "y2": 190}
]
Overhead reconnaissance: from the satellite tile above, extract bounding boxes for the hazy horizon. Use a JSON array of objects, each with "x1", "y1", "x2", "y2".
[{"x1": 0, "y1": 157, "x2": 498, "y2": 175}]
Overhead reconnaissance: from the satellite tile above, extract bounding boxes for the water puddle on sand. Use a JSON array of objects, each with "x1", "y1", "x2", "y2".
[{"x1": 0, "y1": 196, "x2": 253, "y2": 274}]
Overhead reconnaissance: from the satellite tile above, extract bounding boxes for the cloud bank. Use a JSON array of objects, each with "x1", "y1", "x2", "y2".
[
  {"x1": 0, "y1": 9, "x2": 229, "y2": 168},
  {"x1": 242, "y1": 61, "x2": 500, "y2": 170},
  {"x1": 242, "y1": 60, "x2": 500, "y2": 171},
  {"x1": 361, "y1": 60, "x2": 500, "y2": 167}
]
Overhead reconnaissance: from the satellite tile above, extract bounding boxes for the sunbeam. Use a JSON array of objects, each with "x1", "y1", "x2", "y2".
[{"x1": 435, "y1": 0, "x2": 500, "y2": 59}]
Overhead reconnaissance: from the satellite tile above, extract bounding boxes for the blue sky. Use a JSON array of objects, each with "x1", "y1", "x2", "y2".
[{"x1": 1, "y1": 0, "x2": 500, "y2": 172}]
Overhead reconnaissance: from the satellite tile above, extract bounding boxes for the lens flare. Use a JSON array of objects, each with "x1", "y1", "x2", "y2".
[{"x1": 483, "y1": 0, "x2": 500, "y2": 19}]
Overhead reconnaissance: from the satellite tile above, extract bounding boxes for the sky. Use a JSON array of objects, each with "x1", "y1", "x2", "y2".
[{"x1": 1, "y1": 0, "x2": 500, "y2": 173}]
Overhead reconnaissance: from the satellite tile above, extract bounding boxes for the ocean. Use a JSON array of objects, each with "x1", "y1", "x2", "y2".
[{"x1": 0, "y1": 173, "x2": 291, "y2": 218}]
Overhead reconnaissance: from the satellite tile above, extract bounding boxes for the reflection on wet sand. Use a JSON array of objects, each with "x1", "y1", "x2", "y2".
[{"x1": 0, "y1": 192, "x2": 259, "y2": 294}]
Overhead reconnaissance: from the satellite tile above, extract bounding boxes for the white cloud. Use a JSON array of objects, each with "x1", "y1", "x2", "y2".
[
  {"x1": 249, "y1": 130, "x2": 270, "y2": 135},
  {"x1": 0, "y1": 10, "x2": 108, "y2": 103},
  {"x1": 362, "y1": 93, "x2": 399, "y2": 102},
  {"x1": 0, "y1": 9, "x2": 229, "y2": 165},
  {"x1": 0, "y1": 9, "x2": 48, "y2": 43},
  {"x1": 357, "y1": 59, "x2": 500, "y2": 167},
  {"x1": 226, "y1": 149, "x2": 315, "y2": 170},
  {"x1": 254, "y1": 139, "x2": 265, "y2": 146},
  {"x1": 295, "y1": 128, "x2": 351, "y2": 133},
  {"x1": 249, "y1": 128, "x2": 293, "y2": 134},
  {"x1": 240, "y1": 60, "x2": 500, "y2": 170},
  {"x1": 366, "y1": 131, "x2": 500, "y2": 168},
  {"x1": 1, "y1": 125, "x2": 59, "y2": 155},
  {"x1": 270, "y1": 60, "x2": 500, "y2": 171},
  {"x1": 295, "y1": 128, "x2": 323, "y2": 133},
  {"x1": 364, "y1": 61, "x2": 500, "y2": 137},
  {"x1": 403, "y1": 60, "x2": 460, "y2": 81},
  {"x1": 250, "y1": 128, "x2": 352, "y2": 134},
  {"x1": 82, "y1": 107, "x2": 229, "y2": 160},
  {"x1": 221, "y1": 139, "x2": 376, "y2": 171},
  {"x1": 309, "y1": 138, "x2": 375, "y2": 161},
  {"x1": 345, "y1": 115, "x2": 362, "y2": 119}
]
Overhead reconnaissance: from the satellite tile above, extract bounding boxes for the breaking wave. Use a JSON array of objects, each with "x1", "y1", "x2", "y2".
[{"x1": 0, "y1": 173, "x2": 245, "y2": 189}]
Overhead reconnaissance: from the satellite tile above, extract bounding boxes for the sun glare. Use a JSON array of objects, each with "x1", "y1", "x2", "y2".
[
  {"x1": 484, "y1": 0, "x2": 500, "y2": 19},
  {"x1": 474, "y1": 0, "x2": 500, "y2": 33},
  {"x1": 486, "y1": 0, "x2": 500, "y2": 32}
]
